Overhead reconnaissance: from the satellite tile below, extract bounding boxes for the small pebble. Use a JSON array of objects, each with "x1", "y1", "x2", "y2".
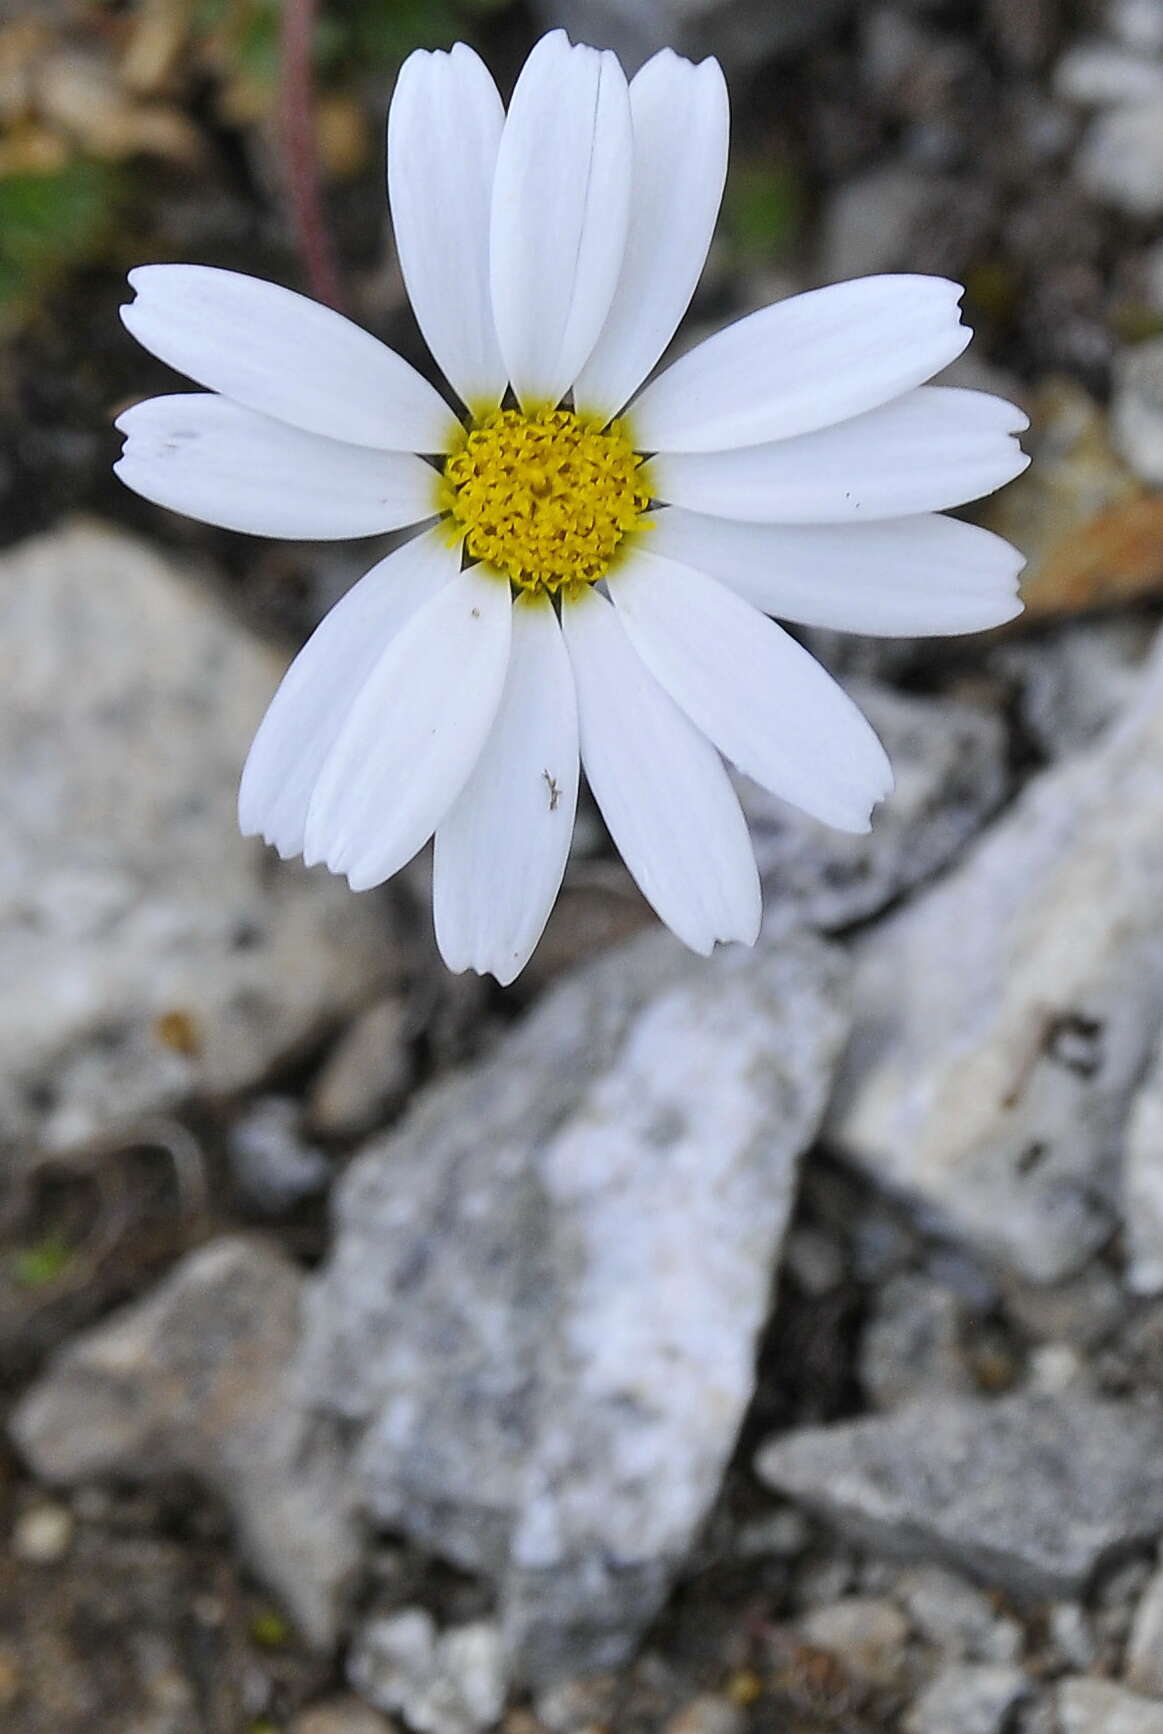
[
  {"x1": 663, "y1": 1696, "x2": 745, "y2": 1734},
  {"x1": 1126, "y1": 1552, "x2": 1163, "y2": 1696},
  {"x1": 12, "y1": 1500, "x2": 73, "y2": 1563},
  {"x1": 905, "y1": 1664, "x2": 1029, "y2": 1734},
  {"x1": 797, "y1": 1596, "x2": 910, "y2": 1686}
]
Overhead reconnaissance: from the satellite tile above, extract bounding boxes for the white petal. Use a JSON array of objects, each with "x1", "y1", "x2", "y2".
[
  {"x1": 239, "y1": 527, "x2": 460, "y2": 859},
  {"x1": 304, "y1": 568, "x2": 512, "y2": 890},
  {"x1": 630, "y1": 275, "x2": 973, "y2": 454},
  {"x1": 388, "y1": 45, "x2": 508, "y2": 412},
  {"x1": 561, "y1": 583, "x2": 760, "y2": 954},
  {"x1": 434, "y1": 594, "x2": 578, "y2": 985},
  {"x1": 489, "y1": 31, "x2": 633, "y2": 409},
  {"x1": 647, "y1": 508, "x2": 1026, "y2": 635},
  {"x1": 609, "y1": 548, "x2": 893, "y2": 833},
  {"x1": 647, "y1": 387, "x2": 1030, "y2": 523},
  {"x1": 114, "y1": 394, "x2": 438, "y2": 538},
  {"x1": 572, "y1": 49, "x2": 728, "y2": 420},
  {"x1": 121, "y1": 265, "x2": 457, "y2": 453}
]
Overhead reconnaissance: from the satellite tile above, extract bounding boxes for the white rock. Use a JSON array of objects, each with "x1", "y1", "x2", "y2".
[
  {"x1": 12, "y1": 1501, "x2": 73, "y2": 1563},
  {"x1": 1109, "y1": 0, "x2": 1163, "y2": 54},
  {"x1": 307, "y1": 996, "x2": 413, "y2": 1138},
  {"x1": 1114, "y1": 339, "x2": 1163, "y2": 486},
  {"x1": 1057, "y1": 1678, "x2": 1163, "y2": 1734},
  {"x1": 828, "y1": 624, "x2": 1163, "y2": 1281},
  {"x1": 896, "y1": 1566, "x2": 1022, "y2": 1664},
  {"x1": 12, "y1": 1236, "x2": 359, "y2": 1647},
  {"x1": 821, "y1": 164, "x2": 936, "y2": 281},
  {"x1": 742, "y1": 681, "x2": 1008, "y2": 934},
  {"x1": 1125, "y1": 1035, "x2": 1163, "y2": 1294},
  {"x1": 303, "y1": 926, "x2": 849, "y2": 1684},
  {"x1": 1126, "y1": 1551, "x2": 1163, "y2": 1696},
  {"x1": 1055, "y1": 41, "x2": 1163, "y2": 106},
  {"x1": 663, "y1": 1698, "x2": 745, "y2": 1734},
  {"x1": 861, "y1": 1274, "x2": 972, "y2": 1411},
  {"x1": 991, "y1": 618, "x2": 1154, "y2": 763},
  {"x1": 0, "y1": 522, "x2": 399, "y2": 1161},
  {"x1": 1048, "y1": 1602, "x2": 1097, "y2": 1671},
  {"x1": 291, "y1": 1702, "x2": 399, "y2": 1734},
  {"x1": 904, "y1": 1664, "x2": 1029, "y2": 1734},
  {"x1": 228, "y1": 1096, "x2": 331, "y2": 1213},
  {"x1": 348, "y1": 1611, "x2": 506, "y2": 1734},
  {"x1": 797, "y1": 1596, "x2": 910, "y2": 1685},
  {"x1": 1077, "y1": 101, "x2": 1163, "y2": 217}
]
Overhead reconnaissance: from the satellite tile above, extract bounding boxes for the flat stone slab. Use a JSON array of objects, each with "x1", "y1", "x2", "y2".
[
  {"x1": 12, "y1": 1236, "x2": 359, "y2": 1647},
  {"x1": 828, "y1": 623, "x2": 1163, "y2": 1280},
  {"x1": 757, "y1": 1394, "x2": 1163, "y2": 1599},
  {"x1": 302, "y1": 925, "x2": 849, "y2": 1684},
  {"x1": 0, "y1": 521, "x2": 400, "y2": 1157}
]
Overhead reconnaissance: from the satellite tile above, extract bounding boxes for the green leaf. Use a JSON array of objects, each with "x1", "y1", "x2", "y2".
[
  {"x1": 9, "y1": 1233, "x2": 74, "y2": 1290},
  {"x1": 0, "y1": 159, "x2": 118, "y2": 330},
  {"x1": 722, "y1": 156, "x2": 804, "y2": 267}
]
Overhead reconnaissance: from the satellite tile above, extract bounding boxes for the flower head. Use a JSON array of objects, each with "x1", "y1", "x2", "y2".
[{"x1": 114, "y1": 30, "x2": 1028, "y2": 985}]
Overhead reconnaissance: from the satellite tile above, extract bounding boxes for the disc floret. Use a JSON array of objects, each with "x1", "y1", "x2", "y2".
[{"x1": 442, "y1": 407, "x2": 651, "y2": 593}]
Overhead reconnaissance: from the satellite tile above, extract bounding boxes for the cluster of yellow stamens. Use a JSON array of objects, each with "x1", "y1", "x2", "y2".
[{"x1": 441, "y1": 407, "x2": 651, "y2": 593}]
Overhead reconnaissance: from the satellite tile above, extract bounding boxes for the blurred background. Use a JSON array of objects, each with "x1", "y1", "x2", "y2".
[{"x1": 7, "y1": 2, "x2": 1163, "y2": 1732}]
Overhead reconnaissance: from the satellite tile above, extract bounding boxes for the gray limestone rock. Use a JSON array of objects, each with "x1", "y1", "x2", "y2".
[
  {"x1": 904, "y1": 1665, "x2": 1030, "y2": 1734},
  {"x1": 1077, "y1": 101, "x2": 1163, "y2": 217},
  {"x1": 347, "y1": 1611, "x2": 506, "y2": 1734},
  {"x1": 11, "y1": 1236, "x2": 359, "y2": 1648},
  {"x1": 757, "y1": 1394, "x2": 1163, "y2": 1599},
  {"x1": 796, "y1": 1597, "x2": 910, "y2": 1686},
  {"x1": 828, "y1": 625, "x2": 1163, "y2": 1282},
  {"x1": 860, "y1": 1273, "x2": 973, "y2": 1411},
  {"x1": 1124, "y1": 1031, "x2": 1163, "y2": 1294},
  {"x1": 1114, "y1": 339, "x2": 1163, "y2": 487},
  {"x1": 991, "y1": 617, "x2": 1153, "y2": 764},
  {"x1": 1125, "y1": 1550, "x2": 1163, "y2": 1696},
  {"x1": 0, "y1": 521, "x2": 399, "y2": 1161},
  {"x1": 1057, "y1": 1679, "x2": 1163, "y2": 1734},
  {"x1": 302, "y1": 926, "x2": 849, "y2": 1684},
  {"x1": 822, "y1": 166, "x2": 939, "y2": 281},
  {"x1": 895, "y1": 1565, "x2": 1022, "y2": 1664},
  {"x1": 291, "y1": 1705, "x2": 399, "y2": 1734},
  {"x1": 740, "y1": 681, "x2": 1008, "y2": 934}
]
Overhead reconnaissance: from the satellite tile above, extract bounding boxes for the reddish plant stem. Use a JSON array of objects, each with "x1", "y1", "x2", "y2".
[{"x1": 279, "y1": 0, "x2": 347, "y2": 312}]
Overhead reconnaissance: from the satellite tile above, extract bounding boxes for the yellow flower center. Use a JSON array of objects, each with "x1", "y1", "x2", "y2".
[{"x1": 441, "y1": 407, "x2": 651, "y2": 593}]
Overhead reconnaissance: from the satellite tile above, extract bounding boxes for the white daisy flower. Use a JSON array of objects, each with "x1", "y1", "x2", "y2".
[{"x1": 114, "y1": 29, "x2": 1029, "y2": 985}]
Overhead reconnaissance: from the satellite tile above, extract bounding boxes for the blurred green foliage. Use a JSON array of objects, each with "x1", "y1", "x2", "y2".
[
  {"x1": 722, "y1": 156, "x2": 804, "y2": 268},
  {"x1": 248, "y1": 1606, "x2": 293, "y2": 1649},
  {"x1": 8, "y1": 1231, "x2": 75, "y2": 1290},
  {"x1": 194, "y1": 0, "x2": 515, "y2": 91},
  {"x1": 0, "y1": 160, "x2": 119, "y2": 332}
]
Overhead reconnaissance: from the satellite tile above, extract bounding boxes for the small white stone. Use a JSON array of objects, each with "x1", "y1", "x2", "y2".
[
  {"x1": 1078, "y1": 101, "x2": 1163, "y2": 217},
  {"x1": 1126, "y1": 1553, "x2": 1163, "y2": 1696},
  {"x1": 1110, "y1": 0, "x2": 1163, "y2": 55},
  {"x1": 348, "y1": 1611, "x2": 507, "y2": 1734},
  {"x1": 1057, "y1": 1677, "x2": 1163, "y2": 1733},
  {"x1": 904, "y1": 1664, "x2": 1029, "y2": 1734},
  {"x1": 1114, "y1": 339, "x2": 1163, "y2": 488},
  {"x1": 1027, "y1": 1343, "x2": 1087, "y2": 1395},
  {"x1": 1048, "y1": 1602, "x2": 1097, "y2": 1671},
  {"x1": 12, "y1": 1501, "x2": 73, "y2": 1563},
  {"x1": 1125, "y1": 1033, "x2": 1163, "y2": 1294},
  {"x1": 896, "y1": 1565, "x2": 1020, "y2": 1664},
  {"x1": 1055, "y1": 41, "x2": 1163, "y2": 106},
  {"x1": 797, "y1": 1597, "x2": 910, "y2": 1686},
  {"x1": 822, "y1": 165, "x2": 935, "y2": 281}
]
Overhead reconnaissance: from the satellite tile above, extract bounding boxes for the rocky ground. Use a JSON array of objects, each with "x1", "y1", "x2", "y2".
[{"x1": 10, "y1": 0, "x2": 1163, "y2": 1731}]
